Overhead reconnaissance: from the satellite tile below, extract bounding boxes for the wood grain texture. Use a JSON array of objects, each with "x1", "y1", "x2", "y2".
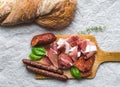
[{"x1": 35, "y1": 34, "x2": 120, "y2": 79}]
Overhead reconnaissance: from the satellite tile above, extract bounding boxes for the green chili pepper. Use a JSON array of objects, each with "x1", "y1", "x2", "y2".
[
  {"x1": 29, "y1": 53, "x2": 42, "y2": 61},
  {"x1": 70, "y1": 67, "x2": 82, "y2": 79},
  {"x1": 32, "y1": 47, "x2": 46, "y2": 56},
  {"x1": 33, "y1": 47, "x2": 46, "y2": 52}
]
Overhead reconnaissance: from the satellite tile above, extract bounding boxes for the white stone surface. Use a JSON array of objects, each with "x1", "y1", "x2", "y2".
[{"x1": 0, "y1": 0, "x2": 120, "y2": 87}]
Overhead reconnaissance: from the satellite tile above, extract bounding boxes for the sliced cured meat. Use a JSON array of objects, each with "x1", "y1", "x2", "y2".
[
  {"x1": 37, "y1": 56, "x2": 52, "y2": 66},
  {"x1": 80, "y1": 39, "x2": 97, "y2": 53},
  {"x1": 57, "y1": 38, "x2": 71, "y2": 54},
  {"x1": 57, "y1": 38, "x2": 65, "y2": 49},
  {"x1": 66, "y1": 36, "x2": 79, "y2": 47},
  {"x1": 69, "y1": 46, "x2": 80, "y2": 62},
  {"x1": 31, "y1": 33, "x2": 56, "y2": 46},
  {"x1": 77, "y1": 40, "x2": 83, "y2": 51},
  {"x1": 46, "y1": 42, "x2": 59, "y2": 68},
  {"x1": 50, "y1": 42, "x2": 58, "y2": 51},
  {"x1": 74, "y1": 55, "x2": 95, "y2": 72},
  {"x1": 58, "y1": 53, "x2": 73, "y2": 69},
  {"x1": 84, "y1": 51, "x2": 97, "y2": 59},
  {"x1": 47, "y1": 48, "x2": 58, "y2": 68},
  {"x1": 58, "y1": 45, "x2": 66, "y2": 53}
]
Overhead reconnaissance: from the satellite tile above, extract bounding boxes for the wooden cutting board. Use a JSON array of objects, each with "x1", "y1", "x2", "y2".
[{"x1": 35, "y1": 34, "x2": 120, "y2": 79}]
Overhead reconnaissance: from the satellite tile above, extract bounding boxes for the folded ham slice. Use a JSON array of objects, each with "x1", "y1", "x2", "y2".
[
  {"x1": 57, "y1": 38, "x2": 71, "y2": 54},
  {"x1": 80, "y1": 39, "x2": 97, "y2": 53},
  {"x1": 66, "y1": 36, "x2": 79, "y2": 47},
  {"x1": 58, "y1": 45, "x2": 65, "y2": 53},
  {"x1": 69, "y1": 46, "x2": 81, "y2": 62},
  {"x1": 79, "y1": 39, "x2": 97, "y2": 59},
  {"x1": 58, "y1": 53, "x2": 73, "y2": 69},
  {"x1": 46, "y1": 42, "x2": 59, "y2": 68}
]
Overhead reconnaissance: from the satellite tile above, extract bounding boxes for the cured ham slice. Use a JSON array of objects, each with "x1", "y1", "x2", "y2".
[
  {"x1": 77, "y1": 39, "x2": 97, "y2": 59},
  {"x1": 57, "y1": 38, "x2": 71, "y2": 54},
  {"x1": 37, "y1": 56, "x2": 53, "y2": 66},
  {"x1": 50, "y1": 42, "x2": 58, "y2": 51},
  {"x1": 74, "y1": 55, "x2": 95, "y2": 72},
  {"x1": 69, "y1": 46, "x2": 80, "y2": 62},
  {"x1": 58, "y1": 53, "x2": 73, "y2": 69},
  {"x1": 58, "y1": 45, "x2": 66, "y2": 53},
  {"x1": 66, "y1": 36, "x2": 79, "y2": 47},
  {"x1": 47, "y1": 48, "x2": 58, "y2": 68},
  {"x1": 80, "y1": 40, "x2": 97, "y2": 53},
  {"x1": 46, "y1": 42, "x2": 59, "y2": 68}
]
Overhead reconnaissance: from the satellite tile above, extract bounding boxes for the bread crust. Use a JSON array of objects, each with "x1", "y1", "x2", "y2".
[
  {"x1": 1, "y1": 0, "x2": 40, "y2": 25},
  {"x1": 0, "y1": 0, "x2": 77, "y2": 29},
  {"x1": 36, "y1": 0, "x2": 77, "y2": 29}
]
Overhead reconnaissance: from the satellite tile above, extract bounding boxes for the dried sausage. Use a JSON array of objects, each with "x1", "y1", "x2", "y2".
[
  {"x1": 22, "y1": 59, "x2": 63, "y2": 75},
  {"x1": 26, "y1": 66, "x2": 68, "y2": 81},
  {"x1": 31, "y1": 33, "x2": 56, "y2": 46}
]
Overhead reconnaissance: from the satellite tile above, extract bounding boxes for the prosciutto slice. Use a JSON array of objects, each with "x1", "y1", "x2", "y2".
[
  {"x1": 37, "y1": 56, "x2": 52, "y2": 66},
  {"x1": 46, "y1": 42, "x2": 59, "y2": 68},
  {"x1": 57, "y1": 38, "x2": 71, "y2": 54},
  {"x1": 58, "y1": 53, "x2": 73, "y2": 69},
  {"x1": 80, "y1": 39, "x2": 97, "y2": 53},
  {"x1": 69, "y1": 46, "x2": 80, "y2": 62},
  {"x1": 66, "y1": 36, "x2": 79, "y2": 47}
]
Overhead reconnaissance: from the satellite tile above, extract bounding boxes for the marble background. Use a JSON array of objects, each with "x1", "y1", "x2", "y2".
[{"x1": 0, "y1": 0, "x2": 120, "y2": 87}]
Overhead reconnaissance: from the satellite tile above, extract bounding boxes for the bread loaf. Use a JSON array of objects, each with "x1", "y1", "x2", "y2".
[{"x1": 0, "y1": 0, "x2": 77, "y2": 29}]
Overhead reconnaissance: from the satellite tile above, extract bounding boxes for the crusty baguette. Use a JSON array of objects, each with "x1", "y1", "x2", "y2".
[{"x1": 0, "y1": 0, "x2": 76, "y2": 29}]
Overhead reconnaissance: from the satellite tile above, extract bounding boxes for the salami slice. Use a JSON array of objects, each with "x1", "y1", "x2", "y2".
[{"x1": 74, "y1": 55, "x2": 95, "y2": 72}]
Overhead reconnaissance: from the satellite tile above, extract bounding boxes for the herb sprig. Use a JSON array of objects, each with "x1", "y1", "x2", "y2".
[{"x1": 78, "y1": 26, "x2": 106, "y2": 34}]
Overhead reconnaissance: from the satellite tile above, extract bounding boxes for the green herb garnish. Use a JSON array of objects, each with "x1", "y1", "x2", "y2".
[{"x1": 78, "y1": 26, "x2": 106, "y2": 34}]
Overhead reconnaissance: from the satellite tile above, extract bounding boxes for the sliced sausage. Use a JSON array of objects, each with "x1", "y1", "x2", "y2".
[
  {"x1": 74, "y1": 55, "x2": 95, "y2": 72},
  {"x1": 26, "y1": 66, "x2": 68, "y2": 81},
  {"x1": 22, "y1": 59, "x2": 63, "y2": 75},
  {"x1": 31, "y1": 33, "x2": 56, "y2": 46}
]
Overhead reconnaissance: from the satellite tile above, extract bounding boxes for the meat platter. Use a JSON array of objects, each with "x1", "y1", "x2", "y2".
[{"x1": 22, "y1": 33, "x2": 120, "y2": 81}]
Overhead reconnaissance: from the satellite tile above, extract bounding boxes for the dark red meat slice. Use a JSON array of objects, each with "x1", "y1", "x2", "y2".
[
  {"x1": 74, "y1": 55, "x2": 95, "y2": 72},
  {"x1": 58, "y1": 45, "x2": 65, "y2": 53},
  {"x1": 66, "y1": 36, "x2": 79, "y2": 47},
  {"x1": 76, "y1": 40, "x2": 83, "y2": 51},
  {"x1": 69, "y1": 46, "x2": 78, "y2": 62},
  {"x1": 80, "y1": 40, "x2": 87, "y2": 52},
  {"x1": 47, "y1": 48, "x2": 58, "y2": 68},
  {"x1": 58, "y1": 53, "x2": 73, "y2": 69},
  {"x1": 50, "y1": 42, "x2": 58, "y2": 51},
  {"x1": 37, "y1": 56, "x2": 52, "y2": 66},
  {"x1": 31, "y1": 33, "x2": 56, "y2": 46},
  {"x1": 46, "y1": 42, "x2": 59, "y2": 68}
]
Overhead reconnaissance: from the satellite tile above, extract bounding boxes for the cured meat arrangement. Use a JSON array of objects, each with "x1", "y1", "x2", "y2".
[{"x1": 22, "y1": 33, "x2": 97, "y2": 81}]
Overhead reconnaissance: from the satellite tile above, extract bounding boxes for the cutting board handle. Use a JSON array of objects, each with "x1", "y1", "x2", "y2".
[{"x1": 102, "y1": 51, "x2": 120, "y2": 62}]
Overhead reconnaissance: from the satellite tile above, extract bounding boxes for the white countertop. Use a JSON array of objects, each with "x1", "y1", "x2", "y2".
[{"x1": 0, "y1": 0, "x2": 120, "y2": 87}]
